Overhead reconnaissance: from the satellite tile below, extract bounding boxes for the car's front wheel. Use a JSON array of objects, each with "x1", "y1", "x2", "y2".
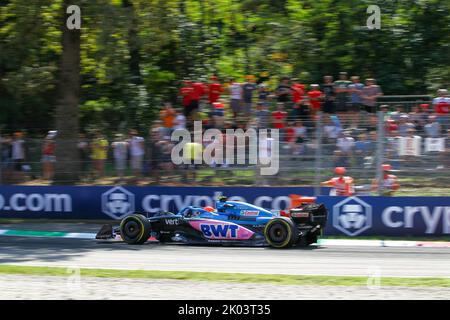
[
  {"x1": 120, "y1": 214, "x2": 151, "y2": 245},
  {"x1": 264, "y1": 218, "x2": 298, "y2": 249}
]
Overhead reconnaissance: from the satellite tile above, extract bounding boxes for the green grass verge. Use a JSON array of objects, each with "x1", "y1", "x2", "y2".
[{"x1": 0, "y1": 265, "x2": 449, "y2": 287}]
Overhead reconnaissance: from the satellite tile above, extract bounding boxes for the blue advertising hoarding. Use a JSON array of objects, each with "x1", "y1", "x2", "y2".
[
  {"x1": 0, "y1": 186, "x2": 449, "y2": 236},
  {"x1": 0, "y1": 185, "x2": 318, "y2": 220},
  {"x1": 319, "y1": 196, "x2": 450, "y2": 237}
]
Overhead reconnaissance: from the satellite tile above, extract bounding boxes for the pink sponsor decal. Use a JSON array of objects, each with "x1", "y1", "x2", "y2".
[{"x1": 189, "y1": 219, "x2": 254, "y2": 240}]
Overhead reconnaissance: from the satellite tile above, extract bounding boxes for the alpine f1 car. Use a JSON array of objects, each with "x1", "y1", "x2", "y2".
[{"x1": 96, "y1": 196, "x2": 328, "y2": 249}]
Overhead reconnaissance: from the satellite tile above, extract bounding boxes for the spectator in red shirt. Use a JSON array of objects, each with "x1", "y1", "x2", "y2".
[
  {"x1": 433, "y1": 89, "x2": 450, "y2": 115},
  {"x1": 179, "y1": 80, "x2": 194, "y2": 117},
  {"x1": 292, "y1": 82, "x2": 305, "y2": 105},
  {"x1": 186, "y1": 81, "x2": 206, "y2": 121},
  {"x1": 307, "y1": 84, "x2": 323, "y2": 115},
  {"x1": 271, "y1": 103, "x2": 288, "y2": 141},
  {"x1": 208, "y1": 75, "x2": 223, "y2": 105},
  {"x1": 292, "y1": 82, "x2": 310, "y2": 121}
]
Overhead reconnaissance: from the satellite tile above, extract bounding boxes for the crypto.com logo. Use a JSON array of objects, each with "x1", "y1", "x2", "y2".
[
  {"x1": 102, "y1": 186, "x2": 135, "y2": 219},
  {"x1": 333, "y1": 197, "x2": 372, "y2": 236},
  {"x1": 171, "y1": 121, "x2": 280, "y2": 175}
]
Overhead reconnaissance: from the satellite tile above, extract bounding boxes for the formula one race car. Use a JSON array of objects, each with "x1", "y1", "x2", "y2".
[{"x1": 96, "y1": 196, "x2": 328, "y2": 249}]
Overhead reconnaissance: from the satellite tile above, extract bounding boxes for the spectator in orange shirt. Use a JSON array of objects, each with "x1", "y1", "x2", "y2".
[{"x1": 160, "y1": 103, "x2": 176, "y2": 135}]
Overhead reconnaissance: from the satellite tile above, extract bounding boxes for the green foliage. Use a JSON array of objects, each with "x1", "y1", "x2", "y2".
[{"x1": 1, "y1": 0, "x2": 449, "y2": 134}]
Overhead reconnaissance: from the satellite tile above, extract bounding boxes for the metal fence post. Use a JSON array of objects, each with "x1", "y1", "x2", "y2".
[
  {"x1": 314, "y1": 112, "x2": 323, "y2": 196},
  {"x1": 375, "y1": 111, "x2": 385, "y2": 195}
]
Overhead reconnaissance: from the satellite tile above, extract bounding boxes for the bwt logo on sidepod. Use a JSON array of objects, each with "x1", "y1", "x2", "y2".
[
  {"x1": 102, "y1": 186, "x2": 135, "y2": 219},
  {"x1": 200, "y1": 224, "x2": 239, "y2": 239},
  {"x1": 333, "y1": 197, "x2": 372, "y2": 236}
]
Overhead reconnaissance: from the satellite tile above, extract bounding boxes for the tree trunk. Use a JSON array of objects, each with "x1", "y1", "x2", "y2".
[{"x1": 54, "y1": 1, "x2": 81, "y2": 184}]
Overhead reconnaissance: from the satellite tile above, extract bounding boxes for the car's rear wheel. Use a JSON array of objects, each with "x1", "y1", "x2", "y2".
[
  {"x1": 264, "y1": 218, "x2": 298, "y2": 249},
  {"x1": 120, "y1": 214, "x2": 151, "y2": 245}
]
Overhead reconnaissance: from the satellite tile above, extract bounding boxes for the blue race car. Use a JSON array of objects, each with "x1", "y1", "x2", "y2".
[{"x1": 96, "y1": 196, "x2": 328, "y2": 248}]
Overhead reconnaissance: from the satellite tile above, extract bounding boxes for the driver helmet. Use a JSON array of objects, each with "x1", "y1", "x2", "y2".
[{"x1": 334, "y1": 167, "x2": 346, "y2": 175}]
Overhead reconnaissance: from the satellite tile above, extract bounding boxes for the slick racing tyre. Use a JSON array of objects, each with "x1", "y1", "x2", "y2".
[
  {"x1": 264, "y1": 218, "x2": 299, "y2": 249},
  {"x1": 120, "y1": 214, "x2": 151, "y2": 245}
]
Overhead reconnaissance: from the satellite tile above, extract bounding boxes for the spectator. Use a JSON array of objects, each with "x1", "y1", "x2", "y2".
[
  {"x1": 361, "y1": 78, "x2": 383, "y2": 113},
  {"x1": 190, "y1": 80, "x2": 206, "y2": 120},
  {"x1": 11, "y1": 132, "x2": 25, "y2": 174},
  {"x1": 275, "y1": 76, "x2": 293, "y2": 104},
  {"x1": 389, "y1": 105, "x2": 405, "y2": 122},
  {"x1": 208, "y1": 75, "x2": 223, "y2": 105},
  {"x1": 91, "y1": 132, "x2": 108, "y2": 178},
  {"x1": 179, "y1": 80, "x2": 194, "y2": 118},
  {"x1": 323, "y1": 116, "x2": 340, "y2": 155},
  {"x1": 148, "y1": 128, "x2": 163, "y2": 184},
  {"x1": 212, "y1": 100, "x2": 226, "y2": 129},
  {"x1": 291, "y1": 80, "x2": 306, "y2": 119},
  {"x1": 397, "y1": 115, "x2": 416, "y2": 137},
  {"x1": 354, "y1": 132, "x2": 374, "y2": 167},
  {"x1": 292, "y1": 120, "x2": 308, "y2": 155},
  {"x1": 271, "y1": 103, "x2": 288, "y2": 130},
  {"x1": 334, "y1": 72, "x2": 351, "y2": 112},
  {"x1": 408, "y1": 105, "x2": 426, "y2": 131},
  {"x1": 155, "y1": 138, "x2": 174, "y2": 176},
  {"x1": 307, "y1": 84, "x2": 323, "y2": 115},
  {"x1": 424, "y1": 115, "x2": 442, "y2": 138},
  {"x1": 173, "y1": 109, "x2": 187, "y2": 131},
  {"x1": 348, "y1": 76, "x2": 364, "y2": 113},
  {"x1": 335, "y1": 131, "x2": 355, "y2": 167},
  {"x1": 41, "y1": 133, "x2": 56, "y2": 181},
  {"x1": 1, "y1": 135, "x2": 12, "y2": 181},
  {"x1": 242, "y1": 75, "x2": 257, "y2": 117},
  {"x1": 324, "y1": 116, "x2": 342, "y2": 141},
  {"x1": 321, "y1": 76, "x2": 335, "y2": 114},
  {"x1": 255, "y1": 103, "x2": 270, "y2": 129},
  {"x1": 77, "y1": 133, "x2": 90, "y2": 178},
  {"x1": 229, "y1": 78, "x2": 243, "y2": 119},
  {"x1": 128, "y1": 129, "x2": 145, "y2": 177},
  {"x1": 433, "y1": 89, "x2": 450, "y2": 129},
  {"x1": 258, "y1": 83, "x2": 270, "y2": 106},
  {"x1": 160, "y1": 102, "x2": 176, "y2": 136},
  {"x1": 111, "y1": 133, "x2": 129, "y2": 180},
  {"x1": 151, "y1": 120, "x2": 166, "y2": 139}
]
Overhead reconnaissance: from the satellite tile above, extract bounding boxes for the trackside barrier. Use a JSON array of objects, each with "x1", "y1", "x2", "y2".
[{"x1": 0, "y1": 186, "x2": 448, "y2": 236}]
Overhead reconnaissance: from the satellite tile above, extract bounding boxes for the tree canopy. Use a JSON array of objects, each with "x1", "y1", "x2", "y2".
[{"x1": 1, "y1": 0, "x2": 449, "y2": 135}]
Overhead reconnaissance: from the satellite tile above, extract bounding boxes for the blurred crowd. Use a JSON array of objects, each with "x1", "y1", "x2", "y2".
[{"x1": 1, "y1": 74, "x2": 449, "y2": 184}]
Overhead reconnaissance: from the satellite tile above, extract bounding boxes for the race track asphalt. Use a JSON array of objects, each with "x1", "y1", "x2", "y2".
[{"x1": 1, "y1": 235, "x2": 449, "y2": 278}]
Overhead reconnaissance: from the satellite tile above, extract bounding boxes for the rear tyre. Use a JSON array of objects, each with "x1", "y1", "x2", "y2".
[
  {"x1": 264, "y1": 218, "x2": 298, "y2": 249},
  {"x1": 120, "y1": 214, "x2": 151, "y2": 245}
]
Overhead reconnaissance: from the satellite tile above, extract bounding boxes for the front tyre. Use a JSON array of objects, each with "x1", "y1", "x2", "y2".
[
  {"x1": 120, "y1": 214, "x2": 151, "y2": 245},
  {"x1": 264, "y1": 218, "x2": 298, "y2": 249}
]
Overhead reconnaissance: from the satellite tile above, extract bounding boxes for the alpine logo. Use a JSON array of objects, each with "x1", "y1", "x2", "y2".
[
  {"x1": 333, "y1": 197, "x2": 372, "y2": 236},
  {"x1": 200, "y1": 224, "x2": 239, "y2": 239}
]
